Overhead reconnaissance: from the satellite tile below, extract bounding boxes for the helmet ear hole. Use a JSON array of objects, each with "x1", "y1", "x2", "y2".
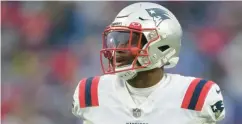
[{"x1": 158, "y1": 45, "x2": 170, "y2": 52}]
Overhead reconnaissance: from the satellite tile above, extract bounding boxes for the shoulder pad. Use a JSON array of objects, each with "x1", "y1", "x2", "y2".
[
  {"x1": 78, "y1": 76, "x2": 101, "y2": 108},
  {"x1": 181, "y1": 78, "x2": 215, "y2": 111}
]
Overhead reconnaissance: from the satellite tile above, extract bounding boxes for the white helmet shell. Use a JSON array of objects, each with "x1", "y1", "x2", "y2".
[{"x1": 106, "y1": 2, "x2": 182, "y2": 80}]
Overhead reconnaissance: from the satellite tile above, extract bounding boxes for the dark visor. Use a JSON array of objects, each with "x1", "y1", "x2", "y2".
[{"x1": 104, "y1": 31, "x2": 140, "y2": 49}]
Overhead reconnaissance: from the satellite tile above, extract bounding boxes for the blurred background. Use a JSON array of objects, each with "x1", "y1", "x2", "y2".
[{"x1": 1, "y1": 1, "x2": 242, "y2": 124}]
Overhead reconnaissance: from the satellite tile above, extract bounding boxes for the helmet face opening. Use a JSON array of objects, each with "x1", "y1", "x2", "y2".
[{"x1": 100, "y1": 26, "x2": 160, "y2": 74}]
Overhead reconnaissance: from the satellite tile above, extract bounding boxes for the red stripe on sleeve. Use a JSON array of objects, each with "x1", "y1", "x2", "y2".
[
  {"x1": 79, "y1": 78, "x2": 87, "y2": 108},
  {"x1": 195, "y1": 81, "x2": 215, "y2": 111},
  {"x1": 91, "y1": 76, "x2": 100, "y2": 106},
  {"x1": 181, "y1": 78, "x2": 201, "y2": 109}
]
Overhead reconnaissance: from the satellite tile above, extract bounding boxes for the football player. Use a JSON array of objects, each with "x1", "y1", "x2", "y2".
[{"x1": 72, "y1": 2, "x2": 225, "y2": 124}]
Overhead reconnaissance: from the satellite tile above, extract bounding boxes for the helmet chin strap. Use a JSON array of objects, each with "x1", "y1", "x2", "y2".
[{"x1": 115, "y1": 55, "x2": 178, "y2": 81}]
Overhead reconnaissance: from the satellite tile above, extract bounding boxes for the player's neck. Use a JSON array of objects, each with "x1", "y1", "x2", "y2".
[{"x1": 127, "y1": 68, "x2": 164, "y2": 88}]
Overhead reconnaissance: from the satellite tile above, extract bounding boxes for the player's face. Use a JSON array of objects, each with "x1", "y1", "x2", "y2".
[
  {"x1": 105, "y1": 31, "x2": 139, "y2": 67},
  {"x1": 100, "y1": 30, "x2": 148, "y2": 73}
]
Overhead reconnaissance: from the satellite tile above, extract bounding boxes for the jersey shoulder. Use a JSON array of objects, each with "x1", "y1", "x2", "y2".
[
  {"x1": 169, "y1": 73, "x2": 225, "y2": 122},
  {"x1": 72, "y1": 74, "x2": 117, "y2": 118}
]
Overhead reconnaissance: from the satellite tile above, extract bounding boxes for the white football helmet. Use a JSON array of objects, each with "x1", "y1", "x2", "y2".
[{"x1": 100, "y1": 2, "x2": 182, "y2": 80}]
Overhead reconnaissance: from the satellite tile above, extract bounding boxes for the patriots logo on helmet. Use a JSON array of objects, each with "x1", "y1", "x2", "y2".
[{"x1": 145, "y1": 8, "x2": 170, "y2": 27}]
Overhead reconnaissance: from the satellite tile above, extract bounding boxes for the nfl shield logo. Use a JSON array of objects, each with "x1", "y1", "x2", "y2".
[{"x1": 132, "y1": 108, "x2": 142, "y2": 118}]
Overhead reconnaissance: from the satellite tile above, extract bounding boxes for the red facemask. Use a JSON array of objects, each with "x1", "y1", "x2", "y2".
[{"x1": 100, "y1": 22, "x2": 160, "y2": 74}]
